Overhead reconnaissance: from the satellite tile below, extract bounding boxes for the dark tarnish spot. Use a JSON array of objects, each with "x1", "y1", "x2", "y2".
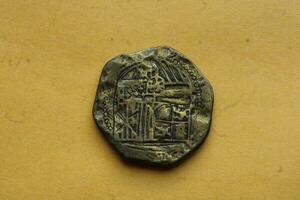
[
  {"x1": 278, "y1": 165, "x2": 283, "y2": 173},
  {"x1": 245, "y1": 38, "x2": 250, "y2": 43},
  {"x1": 214, "y1": 129, "x2": 226, "y2": 137},
  {"x1": 221, "y1": 93, "x2": 244, "y2": 111},
  {"x1": 4, "y1": 112, "x2": 26, "y2": 123},
  {"x1": 200, "y1": 0, "x2": 207, "y2": 11}
]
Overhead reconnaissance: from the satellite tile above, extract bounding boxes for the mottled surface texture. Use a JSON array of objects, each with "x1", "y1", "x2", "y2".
[{"x1": 93, "y1": 47, "x2": 213, "y2": 165}]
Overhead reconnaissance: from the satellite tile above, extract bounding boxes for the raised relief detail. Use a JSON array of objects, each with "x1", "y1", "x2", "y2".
[
  {"x1": 93, "y1": 47, "x2": 213, "y2": 165},
  {"x1": 114, "y1": 59, "x2": 192, "y2": 143}
]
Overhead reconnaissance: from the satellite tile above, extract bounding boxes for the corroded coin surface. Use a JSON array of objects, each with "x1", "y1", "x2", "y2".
[{"x1": 93, "y1": 46, "x2": 213, "y2": 166}]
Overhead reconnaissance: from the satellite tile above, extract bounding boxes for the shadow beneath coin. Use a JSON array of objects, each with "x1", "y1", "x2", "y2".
[
  {"x1": 92, "y1": 95, "x2": 214, "y2": 171},
  {"x1": 92, "y1": 101, "x2": 214, "y2": 173},
  {"x1": 117, "y1": 136, "x2": 210, "y2": 171},
  {"x1": 92, "y1": 119, "x2": 213, "y2": 171}
]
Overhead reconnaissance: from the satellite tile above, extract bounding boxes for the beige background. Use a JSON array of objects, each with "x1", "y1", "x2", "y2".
[{"x1": 0, "y1": 0, "x2": 299, "y2": 199}]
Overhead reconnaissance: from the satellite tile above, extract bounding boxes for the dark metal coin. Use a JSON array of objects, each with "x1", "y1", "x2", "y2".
[{"x1": 93, "y1": 46, "x2": 213, "y2": 166}]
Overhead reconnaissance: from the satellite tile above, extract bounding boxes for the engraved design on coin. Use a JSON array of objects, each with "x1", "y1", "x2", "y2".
[{"x1": 93, "y1": 46, "x2": 213, "y2": 165}]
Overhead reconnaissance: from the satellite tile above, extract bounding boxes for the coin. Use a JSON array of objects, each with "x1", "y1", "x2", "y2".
[{"x1": 93, "y1": 46, "x2": 213, "y2": 166}]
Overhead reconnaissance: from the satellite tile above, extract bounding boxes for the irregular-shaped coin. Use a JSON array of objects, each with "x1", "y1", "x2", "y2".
[{"x1": 93, "y1": 46, "x2": 213, "y2": 166}]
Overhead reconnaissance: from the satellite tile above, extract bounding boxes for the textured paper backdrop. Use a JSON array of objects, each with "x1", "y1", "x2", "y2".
[{"x1": 0, "y1": 0, "x2": 299, "y2": 199}]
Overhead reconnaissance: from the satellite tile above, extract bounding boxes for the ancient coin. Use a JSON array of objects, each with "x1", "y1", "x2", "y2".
[{"x1": 93, "y1": 46, "x2": 213, "y2": 166}]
